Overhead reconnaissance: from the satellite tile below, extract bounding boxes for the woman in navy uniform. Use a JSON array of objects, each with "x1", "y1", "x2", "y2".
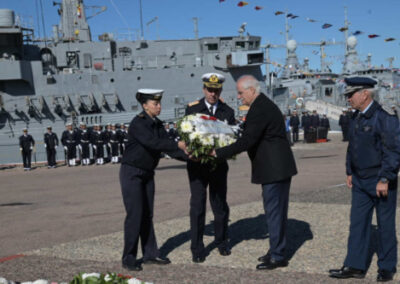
[
  {"x1": 120, "y1": 89, "x2": 187, "y2": 271},
  {"x1": 329, "y1": 77, "x2": 400, "y2": 281}
]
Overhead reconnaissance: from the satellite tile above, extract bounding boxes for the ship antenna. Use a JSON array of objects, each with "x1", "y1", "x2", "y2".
[
  {"x1": 35, "y1": 0, "x2": 42, "y2": 39},
  {"x1": 39, "y1": 0, "x2": 48, "y2": 46},
  {"x1": 139, "y1": 0, "x2": 144, "y2": 39},
  {"x1": 193, "y1": 17, "x2": 199, "y2": 39}
]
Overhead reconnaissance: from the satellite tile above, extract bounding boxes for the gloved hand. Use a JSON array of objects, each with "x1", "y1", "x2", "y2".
[
  {"x1": 55, "y1": 145, "x2": 58, "y2": 149},
  {"x1": 93, "y1": 145, "x2": 97, "y2": 149},
  {"x1": 44, "y1": 144, "x2": 47, "y2": 148},
  {"x1": 78, "y1": 145, "x2": 82, "y2": 150},
  {"x1": 30, "y1": 146, "x2": 33, "y2": 150},
  {"x1": 108, "y1": 143, "x2": 111, "y2": 148},
  {"x1": 19, "y1": 148, "x2": 23, "y2": 151},
  {"x1": 64, "y1": 146, "x2": 68, "y2": 151}
]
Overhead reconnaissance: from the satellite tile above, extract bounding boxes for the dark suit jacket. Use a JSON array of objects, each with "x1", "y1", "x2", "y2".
[{"x1": 216, "y1": 93, "x2": 297, "y2": 184}]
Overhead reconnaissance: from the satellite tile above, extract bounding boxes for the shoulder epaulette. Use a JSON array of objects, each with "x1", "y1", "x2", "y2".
[
  {"x1": 188, "y1": 100, "x2": 200, "y2": 107},
  {"x1": 137, "y1": 113, "x2": 145, "y2": 118},
  {"x1": 382, "y1": 105, "x2": 396, "y2": 116}
]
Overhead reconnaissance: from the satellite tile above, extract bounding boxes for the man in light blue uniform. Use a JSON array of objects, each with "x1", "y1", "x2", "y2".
[{"x1": 329, "y1": 77, "x2": 400, "y2": 282}]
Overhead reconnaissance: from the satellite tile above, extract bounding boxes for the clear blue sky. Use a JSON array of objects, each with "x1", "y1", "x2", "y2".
[{"x1": 2, "y1": 0, "x2": 399, "y2": 73}]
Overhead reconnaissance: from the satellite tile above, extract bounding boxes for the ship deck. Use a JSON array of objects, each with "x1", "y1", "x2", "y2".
[{"x1": 1, "y1": 133, "x2": 399, "y2": 283}]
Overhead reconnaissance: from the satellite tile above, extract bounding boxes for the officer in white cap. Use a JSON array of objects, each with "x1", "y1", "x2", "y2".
[
  {"x1": 109, "y1": 123, "x2": 120, "y2": 163},
  {"x1": 44, "y1": 126, "x2": 59, "y2": 168},
  {"x1": 19, "y1": 128, "x2": 35, "y2": 170},
  {"x1": 61, "y1": 122, "x2": 77, "y2": 166},
  {"x1": 120, "y1": 88, "x2": 188, "y2": 271},
  {"x1": 77, "y1": 122, "x2": 91, "y2": 165},
  {"x1": 91, "y1": 124, "x2": 104, "y2": 165},
  {"x1": 185, "y1": 73, "x2": 236, "y2": 262}
]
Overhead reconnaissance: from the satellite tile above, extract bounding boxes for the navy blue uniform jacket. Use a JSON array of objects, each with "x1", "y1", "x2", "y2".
[
  {"x1": 216, "y1": 93, "x2": 297, "y2": 184},
  {"x1": 346, "y1": 101, "x2": 400, "y2": 180},
  {"x1": 121, "y1": 111, "x2": 185, "y2": 171}
]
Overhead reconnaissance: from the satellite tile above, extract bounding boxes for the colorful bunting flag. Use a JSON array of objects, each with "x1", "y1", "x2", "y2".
[
  {"x1": 290, "y1": 15, "x2": 299, "y2": 19},
  {"x1": 353, "y1": 30, "x2": 363, "y2": 36},
  {"x1": 385, "y1": 37, "x2": 395, "y2": 42},
  {"x1": 339, "y1": 27, "x2": 348, "y2": 32},
  {"x1": 287, "y1": 13, "x2": 293, "y2": 18},
  {"x1": 255, "y1": 6, "x2": 263, "y2": 10},
  {"x1": 274, "y1": 11, "x2": 284, "y2": 15},
  {"x1": 306, "y1": 18, "x2": 317, "y2": 22},
  {"x1": 237, "y1": 1, "x2": 249, "y2": 7},
  {"x1": 322, "y1": 23, "x2": 332, "y2": 29},
  {"x1": 368, "y1": 34, "x2": 379, "y2": 38}
]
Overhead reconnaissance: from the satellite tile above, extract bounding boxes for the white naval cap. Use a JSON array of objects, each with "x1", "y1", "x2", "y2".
[
  {"x1": 202, "y1": 73, "x2": 225, "y2": 88},
  {"x1": 136, "y1": 88, "x2": 164, "y2": 103}
]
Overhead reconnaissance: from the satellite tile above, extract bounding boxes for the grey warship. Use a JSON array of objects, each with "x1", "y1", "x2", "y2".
[
  {"x1": 0, "y1": 0, "x2": 266, "y2": 165},
  {"x1": 265, "y1": 8, "x2": 400, "y2": 120}
]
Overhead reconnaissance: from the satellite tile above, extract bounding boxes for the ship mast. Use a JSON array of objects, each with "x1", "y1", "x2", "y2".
[{"x1": 55, "y1": 0, "x2": 92, "y2": 42}]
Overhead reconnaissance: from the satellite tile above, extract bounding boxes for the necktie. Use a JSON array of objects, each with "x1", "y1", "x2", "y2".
[{"x1": 209, "y1": 105, "x2": 214, "y2": 116}]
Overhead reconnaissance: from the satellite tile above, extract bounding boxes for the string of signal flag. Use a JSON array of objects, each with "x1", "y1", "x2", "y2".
[{"x1": 218, "y1": 0, "x2": 397, "y2": 43}]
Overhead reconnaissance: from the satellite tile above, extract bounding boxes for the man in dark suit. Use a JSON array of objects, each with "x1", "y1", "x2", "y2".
[
  {"x1": 185, "y1": 72, "x2": 236, "y2": 263},
  {"x1": 212, "y1": 75, "x2": 297, "y2": 270},
  {"x1": 289, "y1": 110, "x2": 300, "y2": 142},
  {"x1": 339, "y1": 109, "x2": 350, "y2": 141}
]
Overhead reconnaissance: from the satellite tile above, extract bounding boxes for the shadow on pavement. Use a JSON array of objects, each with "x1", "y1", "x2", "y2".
[{"x1": 160, "y1": 214, "x2": 313, "y2": 261}]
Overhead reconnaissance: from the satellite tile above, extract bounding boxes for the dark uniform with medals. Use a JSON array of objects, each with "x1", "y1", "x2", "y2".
[
  {"x1": 44, "y1": 126, "x2": 58, "y2": 168},
  {"x1": 78, "y1": 123, "x2": 91, "y2": 165},
  {"x1": 330, "y1": 77, "x2": 400, "y2": 281},
  {"x1": 104, "y1": 124, "x2": 112, "y2": 162},
  {"x1": 118, "y1": 124, "x2": 128, "y2": 156},
  {"x1": 120, "y1": 89, "x2": 186, "y2": 271},
  {"x1": 91, "y1": 125, "x2": 104, "y2": 165},
  {"x1": 185, "y1": 73, "x2": 236, "y2": 262},
  {"x1": 19, "y1": 128, "x2": 35, "y2": 170},
  {"x1": 61, "y1": 123, "x2": 77, "y2": 166},
  {"x1": 110, "y1": 124, "x2": 120, "y2": 163},
  {"x1": 339, "y1": 109, "x2": 350, "y2": 141}
]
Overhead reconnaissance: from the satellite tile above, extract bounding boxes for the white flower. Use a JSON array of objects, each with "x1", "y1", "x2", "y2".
[
  {"x1": 127, "y1": 278, "x2": 142, "y2": 284},
  {"x1": 104, "y1": 274, "x2": 112, "y2": 282},
  {"x1": 180, "y1": 121, "x2": 193, "y2": 133},
  {"x1": 33, "y1": 280, "x2": 48, "y2": 284},
  {"x1": 82, "y1": 273, "x2": 100, "y2": 280},
  {"x1": 189, "y1": 131, "x2": 201, "y2": 141},
  {"x1": 200, "y1": 135, "x2": 214, "y2": 146},
  {"x1": 0, "y1": 278, "x2": 8, "y2": 284}
]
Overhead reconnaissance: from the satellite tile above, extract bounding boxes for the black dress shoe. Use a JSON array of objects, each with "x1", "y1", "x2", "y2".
[
  {"x1": 257, "y1": 252, "x2": 271, "y2": 262},
  {"x1": 122, "y1": 262, "x2": 143, "y2": 271},
  {"x1": 192, "y1": 255, "x2": 206, "y2": 263},
  {"x1": 329, "y1": 266, "x2": 365, "y2": 279},
  {"x1": 377, "y1": 270, "x2": 395, "y2": 282},
  {"x1": 143, "y1": 257, "x2": 171, "y2": 265},
  {"x1": 256, "y1": 258, "x2": 288, "y2": 270},
  {"x1": 218, "y1": 247, "x2": 231, "y2": 256}
]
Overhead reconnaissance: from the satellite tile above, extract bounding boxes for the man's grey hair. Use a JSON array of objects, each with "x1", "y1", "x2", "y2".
[
  {"x1": 366, "y1": 88, "x2": 376, "y2": 99},
  {"x1": 238, "y1": 75, "x2": 261, "y2": 94}
]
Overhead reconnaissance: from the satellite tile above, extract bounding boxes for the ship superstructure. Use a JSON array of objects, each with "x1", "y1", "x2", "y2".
[{"x1": 0, "y1": 0, "x2": 266, "y2": 164}]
